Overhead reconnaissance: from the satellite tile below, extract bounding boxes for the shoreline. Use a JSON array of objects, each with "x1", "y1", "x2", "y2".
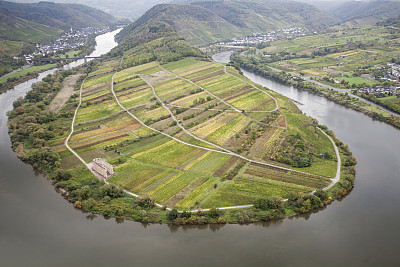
[
  {"x1": 7, "y1": 62, "x2": 355, "y2": 225},
  {"x1": 0, "y1": 29, "x2": 110, "y2": 95},
  {"x1": 232, "y1": 55, "x2": 400, "y2": 130}
]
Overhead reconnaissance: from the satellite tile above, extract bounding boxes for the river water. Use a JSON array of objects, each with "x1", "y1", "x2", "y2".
[{"x1": 0, "y1": 40, "x2": 399, "y2": 266}]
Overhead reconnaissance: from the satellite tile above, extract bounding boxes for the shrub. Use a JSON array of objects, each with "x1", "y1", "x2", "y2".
[
  {"x1": 135, "y1": 195, "x2": 155, "y2": 209},
  {"x1": 254, "y1": 196, "x2": 283, "y2": 210},
  {"x1": 83, "y1": 198, "x2": 97, "y2": 209},
  {"x1": 208, "y1": 207, "x2": 221, "y2": 218},
  {"x1": 314, "y1": 190, "x2": 328, "y2": 202},
  {"x1": 181, "y1": 211, "x2": 191, "y2": 218},
  {"x1": 167, "y1": 208, "x2": 179, "y2": 221}
]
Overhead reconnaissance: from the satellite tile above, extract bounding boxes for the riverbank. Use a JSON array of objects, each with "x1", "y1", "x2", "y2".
[
  {"x1": 232, "y1": 53, "x2": 400, "y2": 130},
  {"x1": 7, "y1": 56, "x2": 356, "y2": 225},
  {"x1": 0, "y1": 29, "x2": 110, "y2": 95}
]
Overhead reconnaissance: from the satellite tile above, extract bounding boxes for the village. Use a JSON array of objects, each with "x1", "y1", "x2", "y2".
[
  {"x1": 381, "y1": 62, "x2": 400, "y2": 82},
  {"x1": 215, "y1": 27, "x2": 307, "y2": 46},
  {"x1": 24, "y1": 27, "x2": 108, "y2": 62},
  {"x1": 358, "y1": 86, "x2": 398, "y2": 97},
  {"x1": 357, "y1": 63, "x2": 400, "y2": 96}
]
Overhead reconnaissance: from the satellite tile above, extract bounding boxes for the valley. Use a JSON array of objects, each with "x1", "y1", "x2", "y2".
[{"x1": 2, "y1": 2, "x2": 400, "y2": 263}]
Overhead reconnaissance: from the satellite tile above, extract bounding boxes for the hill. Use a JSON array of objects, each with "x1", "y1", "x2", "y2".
[
  {"x1": 0, "y1": 9, "x2": 62, "y2": 43},
  {"x1": 0, "y1": 0, "x2": 121, "y2": 88},
  {"x1": 117, "y1": 1, "x2": 337, "y2": 46},
  {"x1": 377, "y1": 15, "x2": 400, "y2": 27},
  {"x1": 328, "y1": 1, "x2": 400, "y2": 27},
  {"x1": 11, "y1": 0, "x2": 166, "y2": 20},
  {"x1": 0, "y1": 0, "x2": 120, "y2": 30}
]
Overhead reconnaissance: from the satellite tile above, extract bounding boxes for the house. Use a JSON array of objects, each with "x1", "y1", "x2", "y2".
[{"x1": 92, "y1": 158, "x2": 114, "y2": 179}]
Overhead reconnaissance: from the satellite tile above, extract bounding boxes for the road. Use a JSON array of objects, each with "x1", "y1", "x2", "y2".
[
  {"x1": 0, "y1": 64, "x2": 33, "y2": 81},
  {"x1": 302, "y1": 77, "x2": 399, "y2": 117}
]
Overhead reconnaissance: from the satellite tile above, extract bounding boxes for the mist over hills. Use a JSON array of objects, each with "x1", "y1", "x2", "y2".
[
  {"x1": 10, "y1": 0, "x2": 400, "y2": 30},
  {"x1": 9, "y1": 0, "x2": 168, "y2": 20},
  {"x1": 327, "y1": 1, "x2": 400, "y2": 27}
]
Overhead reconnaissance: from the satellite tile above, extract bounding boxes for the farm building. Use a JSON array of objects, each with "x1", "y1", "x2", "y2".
[{"x1": 92, "y1": 158, "x2": 114, "y2": 179}]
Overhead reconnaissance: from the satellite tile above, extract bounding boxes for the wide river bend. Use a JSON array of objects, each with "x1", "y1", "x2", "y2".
[{"x1": 0, "y1": 40, "x2": 399, "y2": 266}]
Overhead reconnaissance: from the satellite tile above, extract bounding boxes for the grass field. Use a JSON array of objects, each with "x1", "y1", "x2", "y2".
[{"x1": 0, "y1": 64, "x2": 57, "y2": 84}]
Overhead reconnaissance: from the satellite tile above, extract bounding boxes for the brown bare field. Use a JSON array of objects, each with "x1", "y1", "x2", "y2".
[
  {"x1": 141, "y1": 70, "x2": 174, "y2": 85},
  {"x1": 48, "y1": 74, "x2": 81, "y2": 111}
]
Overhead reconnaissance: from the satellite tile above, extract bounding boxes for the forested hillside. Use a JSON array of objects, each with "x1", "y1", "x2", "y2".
[
  {"x1": 117, "y1": 1, "x2": 337, "y2": 46},
  {"x1": 0, "y1": 9, "x2": 62, "y2": 43},
  {"x1": 0, "y1": 0, "x2": 120, "y2": 87},
  {"x1": 182, "y1": 0, "x2": 337, "y2": 31},
  {"x1": 13, "y1": 0, "x2": 166, "y2": 20},
  {"x1": 112, "y1": 9, "x2": 204, "y2": 67},
  {"x1": 377, "y1": 15, "x2": 400, "y2": 27},
  {"x1": 0, "y1": 1, "x2": 119, "y2": 30},
  {"x1": 328, "y1": 1, "x2": 400, "y2": 27}
]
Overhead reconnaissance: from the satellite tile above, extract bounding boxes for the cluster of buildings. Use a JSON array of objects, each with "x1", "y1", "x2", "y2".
[
  {"x1": 24, "y1": 27, "x2": 107, "y2": 62},
  {"x1": 380, "y1": 62, "x2": 400, "y2": 82},
  {"x1": 215, "y1": 27, "x2": 306, "y2": 46},
  {"x1": 358, "y1": 86, "x2": 398, "y2": 97}
]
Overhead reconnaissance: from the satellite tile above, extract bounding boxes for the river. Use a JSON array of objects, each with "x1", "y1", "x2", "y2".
[{"x1": 0, "y1": 43, "x2": 399, "y2": 266}]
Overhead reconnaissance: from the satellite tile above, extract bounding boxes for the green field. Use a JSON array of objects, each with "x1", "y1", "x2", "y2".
[
  {"x1": 0, "y1": 63, "x2": 57, "y2": 84},
  {"x1": 47, "y1": 57, "x2": 342, "y2": 210},
  {"x1": 250, "y1": 26, "x2": 400, "y2": 89}
]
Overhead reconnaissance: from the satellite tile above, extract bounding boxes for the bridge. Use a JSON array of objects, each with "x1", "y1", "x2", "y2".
[{"x1": 30, "y1": 56, "x2": 102, "y2": 63}]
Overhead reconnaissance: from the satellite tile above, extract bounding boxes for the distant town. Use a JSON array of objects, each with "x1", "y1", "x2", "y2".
[
  {"x1": 24, "y1": 27, "x2": 108, "y2": 62},
  {"x1": 215, "y1": 27, "x2": 307, "y2": 46},
  {"x1": 358, "y1": 63, "x2": 400, "y2": 96},
  {"x1": 382, "y1": 62, "x2": 400, "y2": 83},
  {"x1": 358, "y1": 86, "x2": 398, "y2": 97}
]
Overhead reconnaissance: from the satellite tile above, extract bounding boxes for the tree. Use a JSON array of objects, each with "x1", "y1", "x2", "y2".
[
  {"x1": 79, "y1": 186, "x2": 91, "y2": 200},
  {"x1": 167, "y1": 208, "x2": 179, "y2": 221}
]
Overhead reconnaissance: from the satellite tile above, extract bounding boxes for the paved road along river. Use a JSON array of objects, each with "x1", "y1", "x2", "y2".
[{"x1": 0, "y1": 43, "x2": 399, "y2": 266}]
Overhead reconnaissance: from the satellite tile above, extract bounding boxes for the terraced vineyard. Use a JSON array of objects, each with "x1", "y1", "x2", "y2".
[{"x1": 56, "y1": 57, "x2": 339, "y2": 210}]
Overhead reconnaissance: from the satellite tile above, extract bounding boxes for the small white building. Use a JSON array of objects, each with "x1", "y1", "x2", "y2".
[{"x1": 92, "y1": 158, "x2": 114, "y2": 179}]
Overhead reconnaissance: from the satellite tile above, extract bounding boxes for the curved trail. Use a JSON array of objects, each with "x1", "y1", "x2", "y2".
[
  {"x1": 160, "y1": 63, "x2": 279, "y2": 112},
  {"x1": 65, "y1": 59, "x2": 342, "y2": 212},
  {"x1": 221, "y1": 64, "x2": 279, "y2": 112},
  {"x1": 159, "y1": 64, "x2": 242, "y2": 112},
  {"x1": 158, "y1": 63, "x2": 286, "y2": 129},
  {"x1": 65, "y1": 77, "x2": 89, "y2": 168},
  {"x1": 319, "y1": 128, "x2": 341, "y2": 190},
  {"x1": 138, "y1": 74, "x2": 233, "y2": 154},
  {"x1": 166, "y1": 103, "x2": 274, "y2": 113},
  {"x1": 135, "y1": 72, "x2": 322, "y2": 177}
]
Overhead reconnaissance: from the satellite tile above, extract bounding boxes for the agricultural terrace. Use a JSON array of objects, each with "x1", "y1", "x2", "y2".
[
  {"x1": 256, "y1": 26, "x2": 400, "y2": 87},
  {"x1": 61, "y1": 57, "x2": 339, "y2": 210}
]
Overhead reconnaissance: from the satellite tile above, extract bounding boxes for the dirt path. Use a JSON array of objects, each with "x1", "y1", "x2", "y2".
[
  {"x1": 66, "y1": 57, "x2": 342, "y2": 213},
  {"x1": 49, "y1": 74, "x2": 81, "y2": 111}
]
